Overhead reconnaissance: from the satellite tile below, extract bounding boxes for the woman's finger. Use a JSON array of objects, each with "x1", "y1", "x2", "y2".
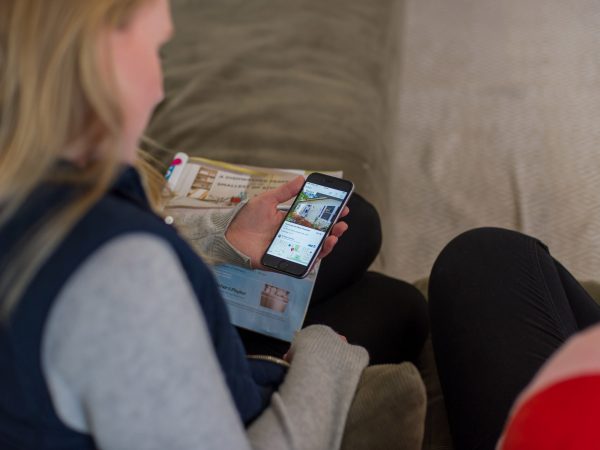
[
  {"x1": 318, "y1": 235, "x2": 338, "y2": 260},
  {"x1": 330, "y1": 221, "x2": 348, "y2": 238},
  {"x1": 263, "y1": 175, "x2": 305, "y2": 204}
]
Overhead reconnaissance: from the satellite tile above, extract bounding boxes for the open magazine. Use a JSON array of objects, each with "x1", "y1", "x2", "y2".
[{"x1": 165, "y1": 153, "x2": 342, "y2": 342}]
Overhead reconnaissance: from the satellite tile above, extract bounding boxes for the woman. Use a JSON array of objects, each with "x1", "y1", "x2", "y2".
[
  {"x1": 429, "y1": 228, "x2": 600, "y2": 449},
  {"x1": 0, "y1": 1, "x2": 427, "y2": 448}
]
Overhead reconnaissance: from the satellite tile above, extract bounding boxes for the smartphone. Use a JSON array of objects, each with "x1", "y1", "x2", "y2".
[{"x1": 261, "y1": 173, "x2": 354, "y2": 278}]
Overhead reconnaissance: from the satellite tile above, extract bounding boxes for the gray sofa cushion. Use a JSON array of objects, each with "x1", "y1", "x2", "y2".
[
  {"x1": 146, "y1": 0, "x2": 404, "y2": 210},
  {"x1": 342, "y1": 363, "x2": 427, "y2": 450},
  {"x1": 146, "y1": 1, "x2": 432, "y2": 447}
]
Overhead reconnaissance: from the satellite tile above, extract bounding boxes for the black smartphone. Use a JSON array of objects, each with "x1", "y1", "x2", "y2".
[{"x1": 261, "y1": 172, "x2": 354, "y2": 278}]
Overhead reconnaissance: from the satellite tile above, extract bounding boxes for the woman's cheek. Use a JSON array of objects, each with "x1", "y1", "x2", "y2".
[{"x1": 125, "y1": 49, "x2": 164, "y2": 137}]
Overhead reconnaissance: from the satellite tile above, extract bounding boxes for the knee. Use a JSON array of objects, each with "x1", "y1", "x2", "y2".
[
  {"x1": 429, "y1": 228, "x2": 545, "y2": 313},
  {"x1": 432, "y1": 227, "x2": 531, "y2": 276},
  {"x1": 429, "y1": 228, "x2": 523, "y2": 303}
]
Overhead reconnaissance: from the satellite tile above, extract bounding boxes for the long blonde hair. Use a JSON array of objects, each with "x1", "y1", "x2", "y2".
[{"x1": 0, "y1": 0, "x2": 158, "y2": 318}]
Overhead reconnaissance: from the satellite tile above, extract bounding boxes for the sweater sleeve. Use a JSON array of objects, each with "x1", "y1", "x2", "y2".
[
  {"x1": 42, "y1": 234, "x2": 367, "y2": 450},
  {"x1": 164, "y1": 201, "x2": 252, "y2": 268},
  {"x1": 247, "y1": 326, "x2": 369, "y2": 450}
]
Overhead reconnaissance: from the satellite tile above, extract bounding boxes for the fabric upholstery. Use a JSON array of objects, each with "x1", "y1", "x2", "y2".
[{"x1": 146, "y1": 0, "x2": 403, "y2": 215}]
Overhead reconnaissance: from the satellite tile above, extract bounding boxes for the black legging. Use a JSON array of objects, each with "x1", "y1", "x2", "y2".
[
  {"x1": 429, "y1": 227, "x2": 600, "y2": 450},
  {"x1": 239, "y1": 193, "x2": 429, "y2": 365}
]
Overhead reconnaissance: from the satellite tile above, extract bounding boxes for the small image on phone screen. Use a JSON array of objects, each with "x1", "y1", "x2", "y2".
[{"x1": 262, "y1": 173, "x2": 353, "y2": 278}]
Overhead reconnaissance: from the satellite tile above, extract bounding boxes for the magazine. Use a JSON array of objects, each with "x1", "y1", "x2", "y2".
[{"x1": 165, "y1": 152, "x2": 342, "y2": 342}]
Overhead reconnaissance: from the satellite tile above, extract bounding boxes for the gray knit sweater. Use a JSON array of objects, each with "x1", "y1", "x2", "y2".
[{"x1": 42, "y1": 208, "x2": 368, "y2": 450}]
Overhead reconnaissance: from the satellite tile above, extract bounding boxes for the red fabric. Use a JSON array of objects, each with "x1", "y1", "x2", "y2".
[{"x1": 501, "y1": 374, "x2": 600, "y2": 449}]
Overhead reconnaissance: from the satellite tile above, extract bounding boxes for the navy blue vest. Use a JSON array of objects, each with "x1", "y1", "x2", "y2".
[{"x1": 0, "y1": 166, "x2": 284, "y2": 449}]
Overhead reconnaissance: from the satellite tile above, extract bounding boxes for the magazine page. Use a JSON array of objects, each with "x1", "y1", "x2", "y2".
[
  {"x1": 167, "y1": 153, "x2": 308, "y2": 209},
  {"x1": 212, "y1": 263, "x2": 319, "y2": 342},
  {"x1": 165, "y1": 153, "x2": 341, "y2": 342}
]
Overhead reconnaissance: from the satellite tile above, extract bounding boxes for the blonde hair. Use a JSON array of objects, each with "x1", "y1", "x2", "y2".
[{"x1": 0, "y1": 0, "x2": 159, "y2": 318}]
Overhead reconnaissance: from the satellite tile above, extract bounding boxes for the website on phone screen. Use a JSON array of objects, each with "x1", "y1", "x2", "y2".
[{"x1": 267, "y1": 182, "x2": 347, "y2": 266}]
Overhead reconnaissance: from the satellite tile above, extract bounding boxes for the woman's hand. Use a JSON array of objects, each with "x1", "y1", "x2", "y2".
[{"x1": 225, "y1": 175, "x2": 350, "y2": 269}]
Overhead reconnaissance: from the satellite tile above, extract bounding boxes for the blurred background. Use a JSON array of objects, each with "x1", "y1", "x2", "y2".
[{"x1": 147, "y1": 0, "x2": 600, "y2": 283}]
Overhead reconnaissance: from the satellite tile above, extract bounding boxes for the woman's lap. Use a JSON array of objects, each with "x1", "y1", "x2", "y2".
[
  {"x1": 240, "y1": 194, "x2": 429, "y2": 365},
  {"x1": 305, "y1": 271, "x2": 429, "y2": 364},
  {"x1": 429, "y1": 227, "x2": 600, "y2": 449}
]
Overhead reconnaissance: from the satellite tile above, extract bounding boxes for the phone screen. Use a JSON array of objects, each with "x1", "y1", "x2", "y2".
[{"x1": 264, "y1": 179, "x2": 351, "y2": 272}]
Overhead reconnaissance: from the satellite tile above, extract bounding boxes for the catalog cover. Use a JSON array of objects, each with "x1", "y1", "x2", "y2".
[{"x1": 165, "y1": 153, "x2": 340, "y2": 342}]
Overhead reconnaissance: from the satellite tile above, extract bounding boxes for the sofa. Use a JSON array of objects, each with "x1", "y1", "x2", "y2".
[
  {"x1": 145, "y1": 0, "x2": 446, "y2": 448},
  {"x1": 146, "y1": 0, "x2": 400, "y2": 213},
  {"x1": 146, "y1": 1, "x2": 600, "y2": 448}
]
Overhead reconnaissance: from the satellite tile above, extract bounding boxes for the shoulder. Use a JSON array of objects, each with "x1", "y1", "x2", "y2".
[
  {"x1": 43, "y1": 233, "x2": 204, "y2": 429},
  {"x1": 47, "y1": 234, "x2": 201, "y2": 349},
  {"x1": 42, "y1": 234, "x2": 249, "y2": 445},
  {"x1": 83, "y1": 191, "x2": 168, "y2": 233},
  {"x1": 59, "y1": 189, "x2": 203, "y2": 283},
  {"x1": 499, "y1": 325, "x2": 600, "y2": 449},
  {"x1": 42, "y1": 233, "x2": 179, "y2": 305},
  {"x1": 513, "y1": 324, "x2": 600, "y2": 406}
]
